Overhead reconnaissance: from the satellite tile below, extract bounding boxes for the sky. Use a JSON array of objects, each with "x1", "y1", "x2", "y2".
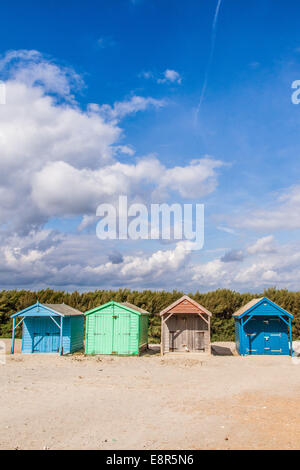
[{"x1": 1, "y1": 0, "x2": 300, "y2": 292}]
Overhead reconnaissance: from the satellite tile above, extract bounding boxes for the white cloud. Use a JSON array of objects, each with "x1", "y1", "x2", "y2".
[
  {"x1": 31, "y1": 157, "x2": 223, "y2": 217},
  {"x1": 247, "y1": 235, "x2": 276, "y2": 255},
  {"x1": 98, "y1": 95, "x2": 166, "y2": 121},
  {"x1": 140, "y1": 69, "x2": 182, "y2": 85},
  {"x1": 158, "y1": 157, "x2": 223, "y2": 198},
  {"x1": 0, "y1": 49, "x2": 83, "y2": 100},
  {"x1": 191, "y1": 236, "x2": 300, "y2": 290},
  {"x1": 237, "y1": 185, "x2": 300, "y2": 231},
  {"x1": 1, "y1": 224, "x2": 300, "y2": 291},
  {"x1": 157, "y1": 69, "x2": 182, "y2": 84},
  {"x1": 0, "y1": 81, "x2": 121, "y2": 231},
  {"x1": 217, "y1": 225, "x2": 237, "y2": 235},
  {"x1": 0, "y1": 49, "x2": 227, "y2": 289},
  {"x1": 85, "y1": 240, "x2": 192, "y2": 283},
  {"x1": 0, "y1": 51, "x2": 173, "y2": 233}
]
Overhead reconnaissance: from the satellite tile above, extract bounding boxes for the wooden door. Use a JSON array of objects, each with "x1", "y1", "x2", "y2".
[
  {"x1": 194, "y1": 331, "x2": 205, "y2": 351},
  {"x1": 168, "y1": 315, "x2": 189, "y2": 351}
]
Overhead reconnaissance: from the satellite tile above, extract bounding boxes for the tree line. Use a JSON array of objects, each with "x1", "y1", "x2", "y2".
[{"x1": 0, "y1": 287, "x2": 299, "y2": 342}]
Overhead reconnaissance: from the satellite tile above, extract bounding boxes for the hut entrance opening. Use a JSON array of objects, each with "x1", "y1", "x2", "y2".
[{"x1": 167, "y1": 314, "x2": 206, "y2": 352}]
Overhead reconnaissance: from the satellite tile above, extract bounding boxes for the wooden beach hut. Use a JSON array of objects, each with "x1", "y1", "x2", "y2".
[
  {"x1": 85, "y1": 301, "x2": 149, "y2": 355},
  {"x1": 11, "y1": 302, "x2": 84, "y2": 355},
  {"x1": 159, "y1": 295, "x2": 212, "y2": 355},
  {"x1": 233, "y1": 297, "x2": 293, "y2": 356}
]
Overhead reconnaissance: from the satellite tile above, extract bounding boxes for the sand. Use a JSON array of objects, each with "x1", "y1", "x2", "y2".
[{"x1": 0, "y1": 338, "x2": 300, "y2": 450}]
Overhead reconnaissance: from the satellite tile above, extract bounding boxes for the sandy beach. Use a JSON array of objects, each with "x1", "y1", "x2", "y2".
[{"x1": 1, "y1": 339, "x2": 300, "y2": 450}]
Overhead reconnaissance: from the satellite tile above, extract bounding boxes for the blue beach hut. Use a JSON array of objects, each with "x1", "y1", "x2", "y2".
[
  {"x1": 233, "y1": 297, "x2": 293, "y2": 356},
  {"x1": 11, "y1": 302, "x2": 84, "y2": 355}
]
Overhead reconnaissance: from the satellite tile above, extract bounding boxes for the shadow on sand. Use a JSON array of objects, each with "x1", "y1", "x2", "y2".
[
  {"x1": 141, "y1": 344, "x2": 161, "y2": 356},
  {"x1": 211, "y1": 344, "x2": 234, "y2": 356}
]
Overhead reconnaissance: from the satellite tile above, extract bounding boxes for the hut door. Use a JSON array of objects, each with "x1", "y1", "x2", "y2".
[
  {"x1": 32, "y1": 317, "x2": 60, "y2": 353},
  {"x1": 263, "y1": 317, "x2": 289, "y2": 355},
  {"x1": 52, "y1": 332, "x2": 60, "y2": 352},
  {"x1": 113, "y1": 314, "x2": 131, "y2": 355},
  {"x1": 94, "y1": 314, "x2": 114, "y2": 354},
  {"x1": 194, "y1": 332, "x2": 205, "y2": 351},
  {"x1": 168, "y1": 315, "x2": 187, "y2": 351},
  {"x1": 244, "y1": 317, "x2": 263, "y2": 354}
]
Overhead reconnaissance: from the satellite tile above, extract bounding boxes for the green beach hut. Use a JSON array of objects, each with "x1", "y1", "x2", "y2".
[{"x1": 85, "y1": 301, "x2": 149, "y2": 355}]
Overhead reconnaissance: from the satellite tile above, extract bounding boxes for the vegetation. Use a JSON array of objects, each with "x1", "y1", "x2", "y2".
[{"x1": 0, "y1": 287, "x2": 299, "y2": 342}]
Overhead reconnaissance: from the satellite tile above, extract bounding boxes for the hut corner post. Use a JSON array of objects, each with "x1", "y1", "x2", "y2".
[
  {"x1": 11, "y1": 317, "x2": 16, "y2": 354},
  {"x1": 59, "y1": 316, "x2": 64, "y2": 356},
  {"x1": 289, "y1": 318, "x2": 293, "y2": 357}
]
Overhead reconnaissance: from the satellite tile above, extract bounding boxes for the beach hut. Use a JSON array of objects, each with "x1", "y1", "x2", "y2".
[
  {"x1": 233, "y1": 297, "x2": 293, "y2": 356},
  {"x1": 159, "y1": 295, "x2": 212, "y2": 355},
  {"x1": 11, "y1": 302, "x2": 84, "y2": 355},
  {"x1": 85, "y1": 301, "x2": 149, "y2": 355}
]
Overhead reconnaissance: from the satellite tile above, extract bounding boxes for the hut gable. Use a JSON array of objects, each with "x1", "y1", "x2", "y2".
[
  {"x1": 10, "y1": 302, "x2": 63, "y2": 318},
  {"x1": 85, "y1": 300, "x2": 149, "y2": 316},
  {"x1": 159, "y1": 295, "x2": 212, "y2": 317}
]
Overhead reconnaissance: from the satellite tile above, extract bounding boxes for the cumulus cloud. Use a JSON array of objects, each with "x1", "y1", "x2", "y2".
[
  {"x1": 191, "y1": 235, "x2": 300, "y2": 291},
  {"x1": 0, "y1": 231, "x2": 192, "y2": 289},
  {"x1": 0, "y1": 49, "x2": 227, "y2": 289},
  {"x1": 98, "y1": 95, "x2": 166, "y2": 121},
  {"x1": 247, "y1": 235, "x2": 276, "y2": 255},
  {"x1": 1, "y1": 224, "x2": 300, "y2": 291},
  {"x1": 237, "y1": 185, "x2": 300, "y2": 231},
  {"x1": 85, "y1": 240, "x2": 192, "y2": 284},
  {"x1": 0, "y1": 50, "x2": 172, "y2": 233},
  {"x1": 31, "y1": 157, "x2": 223, "y2": 217},
  {"x1": 158, "y1": 157, "x2": 223, "y2": 198},
  {"x1": 221, "y1": 249, "x2": 244, "y2": 263},
  {"x1": 157, "y1": 69, "x2": 182, "y2": 84},
  {"x1": 140, "y1": 68, "x2": 182, "y2": 85},
  {"x1": 0, "y1": 49, "x2": 84, "y2": 100},
  {"x1": 0, "y1": 80, "x2": 121, "y2": 232}
]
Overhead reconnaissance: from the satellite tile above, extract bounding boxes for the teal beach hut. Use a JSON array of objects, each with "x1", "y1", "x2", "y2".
[
  {"x1": 11, "y1": 302, "x2": 84, "y2": 355},
  {"x1": 85, "y1": 301, "x2": 149, "y2": 355},
  {"x1": 233, "y1": 297, "x2": 293, "y2": 356}
]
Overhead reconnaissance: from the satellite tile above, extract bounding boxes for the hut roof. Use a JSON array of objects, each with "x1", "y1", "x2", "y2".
[
  {"x1": 232, "y1": 297, "x2": 293, "y2": 319},
  {"x1": 159, "y1": 295, "x2": 212, "y2": 317},
  {"x1": 232, "y1": 298, "x2": 264, "y2": 317},
  {"x1": 120, "y1": 302, "x2": 149, "y2": 315},
  {"x1": 11, "y1": 302, "x2": 83, "y2": 318},
  {"x1": 44, "y1": 304, "x2": 83, "y2": 316}
]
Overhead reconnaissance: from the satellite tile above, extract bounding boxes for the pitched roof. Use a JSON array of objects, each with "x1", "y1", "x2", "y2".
[
  {"x1": 232, "y1": 298, "x2": 264, "y2": 317},
  {"x1": 119, "y1": 302, "x2": 149, "y2": 315},
  {"x1": 159, "y1": 295, "x2": 212, "y2": 317},
  {"x1": 44, "y1": 303, "x2": 83, "y2": 316},
  {"x1": 232, "y1": 297, "x2": 293, "y2": 319}
]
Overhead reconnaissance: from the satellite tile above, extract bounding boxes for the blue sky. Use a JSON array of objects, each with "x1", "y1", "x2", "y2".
[{"x1": 1, "y1": 0, "x2": 300, "y2": 291}]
